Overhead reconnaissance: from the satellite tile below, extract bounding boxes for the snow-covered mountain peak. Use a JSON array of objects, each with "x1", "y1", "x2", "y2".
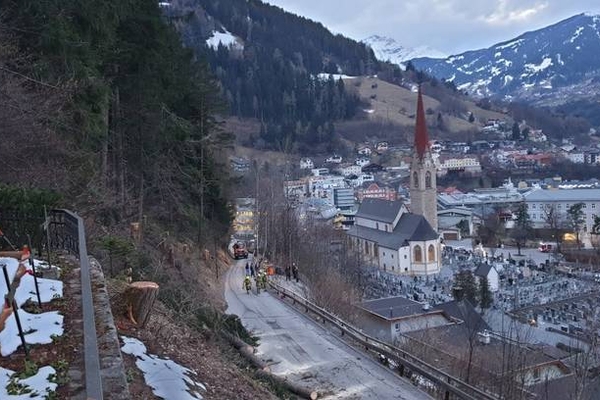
[
  {"x1": 410, "y1": 13, "x2": 600, "y2": 103},
  {"x1": 362, "y1": 35, "x2": 445, "y2": 66}
]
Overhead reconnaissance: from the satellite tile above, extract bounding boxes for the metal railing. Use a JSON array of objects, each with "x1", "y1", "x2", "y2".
[
  {"x1": 270, "y1": 281, "x2": 497, "y2": 400},
  {"x1": 46, "y1": 210, "x2": 103, "y2": 399}
]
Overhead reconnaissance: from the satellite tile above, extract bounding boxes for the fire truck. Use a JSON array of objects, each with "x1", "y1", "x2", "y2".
[{"x1": 233, "y1": 241, "x2": 249, "y2": 259}]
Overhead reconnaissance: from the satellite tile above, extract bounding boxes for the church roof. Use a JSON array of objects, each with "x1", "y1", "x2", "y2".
[
  {"x1": 414, "y1": 86, "x2": 430, "y2": 158},
  {"x1": 356, "y1": 198, "x2": 403, "y2": 224},
  {"x1": 347, "y1": 213, "x2": 438, "y2": 249}
]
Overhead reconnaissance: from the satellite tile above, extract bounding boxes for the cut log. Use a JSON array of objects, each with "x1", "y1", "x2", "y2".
[
  {"x1": 255, "y1": 370, "x2": 319, "y2": 400},
  {"x1": 124, "y1": 281, "x2": 159, "y2": 328},
  {"x1": 0, "y1": 250, "x2": 26, "y2": 260},
  {"x1": 222, "y1": 331, "x2": 318, "y2": 399}
]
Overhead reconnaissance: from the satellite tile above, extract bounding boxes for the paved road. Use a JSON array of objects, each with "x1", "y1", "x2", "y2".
[{"x1": 225, "y1": 259, "x2": 432, "y2": 400}]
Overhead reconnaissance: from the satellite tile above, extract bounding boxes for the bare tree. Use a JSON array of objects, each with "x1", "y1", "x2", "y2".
[{"x1": 544, "y1": 204, "x2": 566, "y2": 252}]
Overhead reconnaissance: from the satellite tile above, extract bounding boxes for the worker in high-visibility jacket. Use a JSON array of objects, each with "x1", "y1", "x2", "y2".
[
  {"x1": 259, "y1": 270, "x2": 268, "y2": 290},
  {"x1": 243, "y1": 275, "x2": 252, "y2": 294}
]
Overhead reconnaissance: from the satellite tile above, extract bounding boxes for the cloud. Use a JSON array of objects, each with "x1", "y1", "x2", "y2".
[
  {"x1": 263, "y1": 0, "x2": 600, "y2": 54},
  {"x1": 481, "y1": 0, "x2": 549, "y2": 25}
]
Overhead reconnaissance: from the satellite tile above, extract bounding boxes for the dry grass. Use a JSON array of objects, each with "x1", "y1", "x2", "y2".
[{"x1": 346, "y1": 76, "x2": 508, "y2": 134}]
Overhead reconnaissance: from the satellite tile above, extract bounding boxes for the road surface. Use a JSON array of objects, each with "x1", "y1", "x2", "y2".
[{"x1": 225, "y1": 259, "x2": 432, "y2": 400}]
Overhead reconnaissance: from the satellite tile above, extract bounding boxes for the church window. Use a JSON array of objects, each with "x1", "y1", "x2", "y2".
[
  {"x1": 413, "y1": 171, "x2": 419, "y2": 187},
  {"x1": 374, "y1": 244, "x2": 379, "y2": 257},
  {"x1": 365, "y1": 241, "x2": 369, "y2": 255},
  {"x1": 428, "y1": 244, "x2": 435, "y2": 262},
  {"x1": 413, "y1": 245, "x2": 422, "y2": 262},
  {"x1": 425, "y1": 171, "x2": 432, "y2": 189}
]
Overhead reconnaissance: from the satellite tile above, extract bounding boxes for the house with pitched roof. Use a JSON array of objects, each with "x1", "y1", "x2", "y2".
[
  {"x1": 474, "y1": 263, "x2": 500, "y2": 292},
  {"x1": 346, "y1": 198, "x2": 441, "y2": 275}
]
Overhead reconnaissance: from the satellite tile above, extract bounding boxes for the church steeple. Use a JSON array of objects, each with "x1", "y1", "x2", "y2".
[
  {"x1": 414, "y1": 86, "x2": 430, "y2": 159},
  {"x1": 409, "y1": 86, "x2": 438, "y2": 232}
]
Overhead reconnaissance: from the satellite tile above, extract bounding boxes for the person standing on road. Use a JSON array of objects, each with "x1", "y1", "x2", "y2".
[
  {"x1": 245, "y1": 262, "x2": 250, "y2": 276},
  {"x1": 292, "y1": 262, "x2": 299, "y2": 283},
  {"x1": 243, "y1": 275, "x2": 252, "y2": 294},
  {"x1": 285, "y1": 264, "x2": 291, "y2": 281}
]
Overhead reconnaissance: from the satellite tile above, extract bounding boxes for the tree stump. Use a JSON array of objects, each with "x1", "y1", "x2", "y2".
[{"x1": 125, "y1": 281, "x2": 159, "y2": 328}]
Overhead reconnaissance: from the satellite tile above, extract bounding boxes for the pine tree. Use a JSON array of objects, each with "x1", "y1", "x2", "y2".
[
  {"x1": 479, "y1": 276, "x2": 493, "y2": 310},
  {"x1": 452, "y1": 270, "x2": 478, "y2": 306},
  {"x1": 511, "y1": 203, "x2": 532, "y2": 255},
  {"x1": 567, "y1": 203, "x2": 585, "y2": 250},
  {"x1": 511, "y1": 122, "x2": 521, "y2": 141}
]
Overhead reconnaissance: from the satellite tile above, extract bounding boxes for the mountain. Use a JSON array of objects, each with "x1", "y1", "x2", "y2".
[
  {"x1": 363, "y1": 35, "x2": 445, "y2": 66},
  {"x1": 410, "y1": 13, "x2": 600, "y2": 104},
  {"x1": 163, "y1": 0, "x2": 387, "y2": 151}
]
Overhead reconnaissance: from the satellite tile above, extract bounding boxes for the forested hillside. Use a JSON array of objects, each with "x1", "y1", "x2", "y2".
[
  {"x1": 1, "y1": 0, "x2": 231, "y2": 236},
  {"x1": 166, "y1": 0, "x2": 389, "y2": 152}
]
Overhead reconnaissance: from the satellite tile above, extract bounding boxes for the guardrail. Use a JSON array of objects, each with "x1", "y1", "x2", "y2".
[
  {"x1": 270, "y1": 281, "x2": 497, "y2": 400},
  {"x1": 47, "y1": 210, "x2": 103, "y2": 399}
]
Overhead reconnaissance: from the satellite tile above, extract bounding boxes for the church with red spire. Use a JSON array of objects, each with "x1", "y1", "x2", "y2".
[
  {"x1": 345, "y1": 87, "x2": 441, "y2": 276},
  {"x1": 410, "y1": 86, "x2": 438, "y2": 232}
]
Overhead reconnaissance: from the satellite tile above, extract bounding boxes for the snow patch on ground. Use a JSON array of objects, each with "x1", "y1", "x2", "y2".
[
  {"x1": 0, "y1": 366, "x2": 57, "y2": 399},
  {"x1": 121, "y1": 336, "x2": 206, "y2": 400},
  {"x1": 525, "y1": 57, "x2": 553, "y2": 73},
  {"x1": 206, "y1": 30, "x2": 243, "y2": 51},
  {"x1": 0, "y1": 257, "x2": 64, "y2": 356},
  {"x1": 317, "y1": 73, "x2": 356, "y2": 80},
  {"x1": 568, "y1": 26, "x2": 585, "y2": 43},
  {"x1": 496, "y1": 39, "x2": 524, "y2": 50}
]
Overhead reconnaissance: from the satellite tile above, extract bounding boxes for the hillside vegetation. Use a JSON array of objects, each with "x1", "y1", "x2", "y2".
[
  {"x1": 0, "y1": 1, "x2": 275, "y2": 397},
  {"x1": 1, "y1": 0, "x2": 230, "y2": 235}
]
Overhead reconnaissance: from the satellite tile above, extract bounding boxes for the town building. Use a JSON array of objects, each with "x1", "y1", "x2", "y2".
[
  {"x1": 299, "y1": 158, "x2": 314, "y2": 169},
  {"x1": 437, "y1": 207, "x2": 475, "y2": 240},
  {"x1": 338, "y1": 164, "x2": 362, "y2": 177},
  {"x1": 524, "y1": 188, "x2": 600, "y2": 247},
  {"x1": 436, "y1": 155, "x2": 482, "y2": 177},
  {"x1": 232, "y1": 198, "x2": 256, "y2": 240},
  {"x1": 333, "y1": 188, "x2": 355, "y2": 210},
  {"x1": 356, "y1": 296, "x2": 456, "y2": 342},
  {"x1": 356, "y1": 183, "x2": 398, "y2": 203}
]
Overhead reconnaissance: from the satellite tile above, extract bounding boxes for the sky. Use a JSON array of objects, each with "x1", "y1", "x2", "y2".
[{"x1": 263, "y1": 0, "x2": 600, "y2": 55}]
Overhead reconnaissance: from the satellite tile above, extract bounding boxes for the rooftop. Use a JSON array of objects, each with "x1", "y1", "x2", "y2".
[
  {"x1": 358, "y1": 296, "x2": 433, "y2": 321},
  {"x1": 355, "y1": 198, "x2": 404, "y2": 223},
  {"x1": 525, "y1": 188, "x2": 600, "y2": 202}
]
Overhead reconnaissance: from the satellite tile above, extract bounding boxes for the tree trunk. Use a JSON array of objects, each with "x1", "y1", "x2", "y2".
[
  {"x1": 125, "y1": 281, "x2": 159, "y2": 328},
  {"x1": 222, "y1": 331, "x2": 319, "y2": 399}
]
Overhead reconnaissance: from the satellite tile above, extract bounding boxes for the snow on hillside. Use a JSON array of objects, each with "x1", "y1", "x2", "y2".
[
  {"x1": 363, "y1": 35, "x2": 445, "y2": 66},
  {"x1": 317, "y1": 73, "x2": 357, "y2": 80},
  {"x1": 410, "y1": 13, "x2": 600, "y2": 102},
  {"x1": 121, "y1": 336, "x2": 206, "y2": 400},
  {"x1": 206, "y1": 30, "x2": 243, "y2": 51}
]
